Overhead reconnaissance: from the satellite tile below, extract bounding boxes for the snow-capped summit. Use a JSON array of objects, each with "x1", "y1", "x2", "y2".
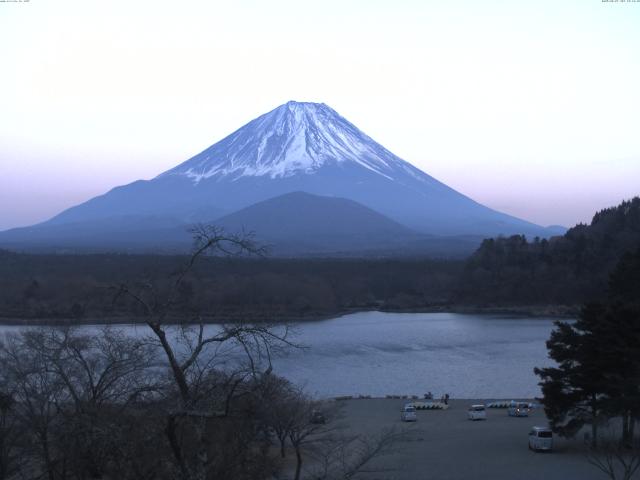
[{"x1": 161, "y1": 101, "x2": 425, "y2": 184}]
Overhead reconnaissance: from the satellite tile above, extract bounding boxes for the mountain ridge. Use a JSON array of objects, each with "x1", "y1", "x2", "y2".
[{"x1": 0, "y1": 101, "x2": 564, "y2": 254}]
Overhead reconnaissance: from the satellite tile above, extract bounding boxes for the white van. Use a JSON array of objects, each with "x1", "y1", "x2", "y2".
[
  {"x1": 529, "y1": 427, "x2": 553, "y2": 451},
  {"x1": 508, "y1": 401, "x2": 530, "y2": 417},
  {"x1": 467, "y1": 404, "x2": 487, "y2": 421},
  {"x1": 401, "y1": 404, "x2": 417, "y2": 422}
]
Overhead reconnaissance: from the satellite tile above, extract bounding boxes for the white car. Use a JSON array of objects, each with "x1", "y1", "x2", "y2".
[
  {"x1": 401, "y1": 404, "x2": 417, "y2": 422},
  {"x1": 467, "y1": 404, "x2": 487, "y2": 421},
  {"x1": 529, "y1": 426, "x2": 553, "y2": 451}
]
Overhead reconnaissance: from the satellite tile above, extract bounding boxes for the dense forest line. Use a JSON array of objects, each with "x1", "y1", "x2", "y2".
[
  {"x1": 457, "y1": 197, "x2": 640, "y2": 306},
  {"x1": 1, "y1": 197, "x2": 638, "y2": 323},
  {"x1": 0, "y1": 252, "x2": 463, "y2": 323}
]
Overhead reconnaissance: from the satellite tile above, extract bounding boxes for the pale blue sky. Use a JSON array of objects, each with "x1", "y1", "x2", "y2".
[{"x1": 1, "y1": 0, "x2": 639, "y2": 230}]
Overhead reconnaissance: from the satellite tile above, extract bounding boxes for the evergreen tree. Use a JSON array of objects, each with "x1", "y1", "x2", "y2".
[
  {"x1": 603, "y1": 248, "x2": 640, "y2": 446},
  {"x1": 535, "y1": 248, "x2": 640, "y2": 447},
  {"x1": 534, "y1": 303, "x2": 609, "y2": 447}
]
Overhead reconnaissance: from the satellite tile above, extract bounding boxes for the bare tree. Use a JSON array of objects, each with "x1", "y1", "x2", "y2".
[
  {"x1": 586, "y1": 426, "x2": 640, "y2": 480},
  {"x1": 255, "y1": 376, "x2": 407, "y2": 480},
  {"x1": 297, "y1": 427, "x2": 408, "y2": 480},
  {"x1": 287, "y1": 394, "x2": 336, "y2": 480},
  {"x1": 0, "y1": 330, "x2": 69, "y2": 480},
  {"x1": 0, "y1": 391, "x2": 24, "y2": 480},
  {"x1": 112, "y1": 225, "x2": 296, "y2": 480},
  {"x1": 0, "y1": 326, "x2": 158, "y2": 480},
  {"x1": 256, "y1": 375, "x2": 297, "y2": 459},
  {"x1": 277, "y1": 387, "x2": 402, "y2": 480},
  {"x1": 40, "y1": 327, "x2": 156, "y2": 479}
]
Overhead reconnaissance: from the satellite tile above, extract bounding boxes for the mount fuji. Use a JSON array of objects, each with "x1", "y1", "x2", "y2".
[{"x1": 0, "y1": 101, "x2": 563, "y2": 255}]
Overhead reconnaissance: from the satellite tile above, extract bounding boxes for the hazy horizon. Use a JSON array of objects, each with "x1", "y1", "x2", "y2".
[{"x1": 1, "y1": 0, "x2": 639, "y2": 231}]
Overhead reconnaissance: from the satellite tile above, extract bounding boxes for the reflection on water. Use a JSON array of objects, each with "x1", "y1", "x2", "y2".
[
  {"x1": 0, "y1": 311, "x2": 562, "y2": 398},
  {"x1": 267, "y1": 312, "x2": 559, "y2": 398}
]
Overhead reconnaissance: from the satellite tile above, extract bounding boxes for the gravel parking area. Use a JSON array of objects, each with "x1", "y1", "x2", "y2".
[{"x1": 336, "y1": 398, "x2": 603, "y2": 480}]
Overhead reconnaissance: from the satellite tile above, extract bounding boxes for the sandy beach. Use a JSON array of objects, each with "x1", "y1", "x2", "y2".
[{"x1": 329, "y1": 398, "x2": 602, "y2": 480}]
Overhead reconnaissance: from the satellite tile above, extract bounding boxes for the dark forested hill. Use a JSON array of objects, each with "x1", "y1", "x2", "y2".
[
  {"x1": 0, "y1": 250, "x2": 463, "y2": 323},
  {"x1": 456, "y1": 197, "x2": 640, "y2": 305}
]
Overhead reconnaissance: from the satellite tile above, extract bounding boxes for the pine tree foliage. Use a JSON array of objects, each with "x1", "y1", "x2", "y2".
[{"x1": 535, "y1": 247, "x2": 640, "y2": 446}]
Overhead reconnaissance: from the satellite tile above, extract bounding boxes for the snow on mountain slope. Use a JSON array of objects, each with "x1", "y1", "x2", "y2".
[{"x1": 160, "y1": 101, "x2": 433, "y2": 185}]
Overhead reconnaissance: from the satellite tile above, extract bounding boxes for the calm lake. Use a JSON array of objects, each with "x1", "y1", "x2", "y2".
[{"x1": 0, "y1": 311, "x2": 562, "y2": 399}]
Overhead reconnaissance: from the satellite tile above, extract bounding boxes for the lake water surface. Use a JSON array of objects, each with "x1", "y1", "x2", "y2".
[{"x1": 0, "y1": 312, "x2": 562, "y2": 399}]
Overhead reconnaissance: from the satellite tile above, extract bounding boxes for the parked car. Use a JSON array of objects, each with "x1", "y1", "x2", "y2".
[
  {"x1": 401, "y1": 404, "x2": 417, "y2": 422},
  {"x1": 528, "y1": 426, "x2": 553, "y2": 451},
  {"x1": 467, "y1": 404, "x2": 487, "y2": 421},
  {"x1": 508, "y1": 401, "x2": 530, "y2": 417}
]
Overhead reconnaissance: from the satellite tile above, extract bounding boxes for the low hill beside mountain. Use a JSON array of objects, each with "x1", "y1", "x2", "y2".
[
  {"x1": 214, "y1": 191, "x2": 421, "y2": 255},
  {"x1": 212, "y1": 191, "x2": 482, "y2": 257},
  {"x1": 456, "y1": 197, "x2": 640, "y2": 305}
]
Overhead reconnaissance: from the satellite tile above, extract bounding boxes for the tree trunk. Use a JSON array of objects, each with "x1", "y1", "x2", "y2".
[
  {"x1": 193, "y1": 417, "x2": 209, "y2": 480},
  {"x1": 165, "y1": 415, "x2": 189, "y2": 480},
  {"x1": 590, "y1": 398, "x2": 598, "y2": 449},
  {"x1": 280, "y1": 437, "x2": 286, "y2": 458},
  {"x1": 149, "y1": 324, "x2": 190, "y2": 403},
  {"x1": 622, "y1": 412, "x2": 631, "y2": 448},
  {"x1": 40, "y1": 429, "x2": 56, "y2": 480},
  {"x1": 294, "y1": 445, "x2": 302, "y2": 480}
]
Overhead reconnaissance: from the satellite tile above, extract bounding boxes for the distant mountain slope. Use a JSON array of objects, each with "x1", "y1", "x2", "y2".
[
  {"x1": 18, "y1": 101, "x2": 556, "y2": 234},
  {"x1": 0, "y1": 215, "x2": 193, "y2": 253},
  {"x1": 0, "y1": 192, "x2": 483, "y2": 257},
  {"x1": 457, "y1": 197, "x2": 640, "y2": 305}
]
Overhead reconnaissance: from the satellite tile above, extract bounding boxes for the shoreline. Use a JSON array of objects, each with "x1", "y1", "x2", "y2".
[
  {"x1": 0, "y1": 304, "x2": 578, "y2": 326},
  {"x1": 331, "y1": 395, "x2": 539, "y2": 402}
]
